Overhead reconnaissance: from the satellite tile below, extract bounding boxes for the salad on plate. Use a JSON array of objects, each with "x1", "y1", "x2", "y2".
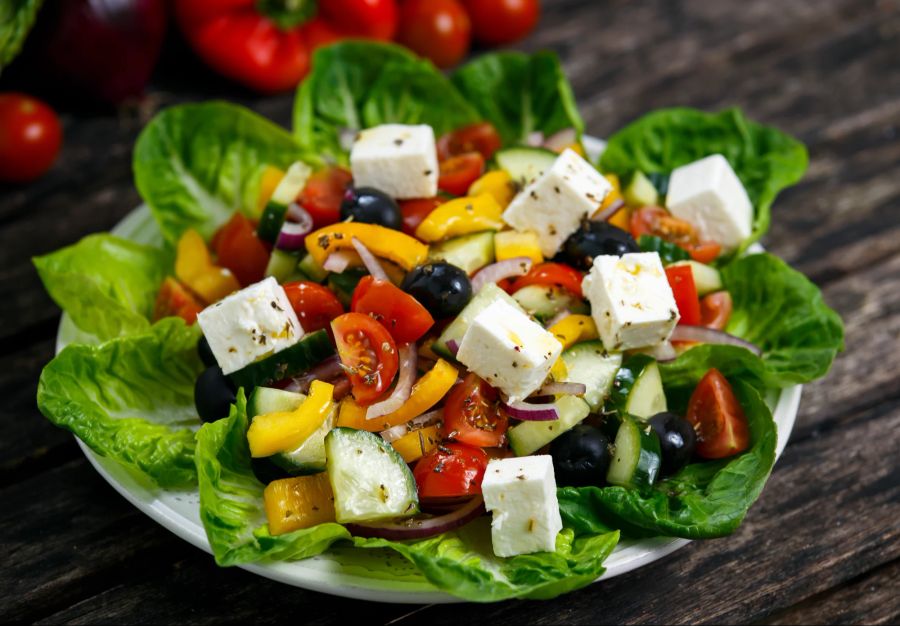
[{"x1": 35, "y1": 42, "x2": 843, "y2": 602}]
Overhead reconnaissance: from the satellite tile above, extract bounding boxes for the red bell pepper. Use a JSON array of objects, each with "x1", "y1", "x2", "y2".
[{"x1": 665, "y1": 265, "x2": 702, "y2": 326}]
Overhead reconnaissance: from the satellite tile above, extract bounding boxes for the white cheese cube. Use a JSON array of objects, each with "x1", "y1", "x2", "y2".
[
  {"x1": 197, "y1": 277, "x2": 304, "y2": 375},
  {"x1": 666, "y1": 154, "x2": 753, "y2": 251},
  {"x1": 502, "y1": 149, "x2": 612, "y2": 257},
  {"x1": 481, "y1": 455, "x2": 563, "y2": 557},
  {"x1": 456, "y1": 299, "x2": 563, "y2": 403},
  {"x1": 349, "y1": 124, "x2": 438, "y2": 199},
  {"x1": 582, "y1": 252, "x2": 679, "y2": 351}
]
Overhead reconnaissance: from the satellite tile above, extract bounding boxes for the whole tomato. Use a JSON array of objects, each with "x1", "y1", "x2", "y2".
[
  {"x1": 0, "y1": 94, "x2": 62, "y2": 183},
  {"x1": 462, "y1": 0, "x2": 539, "y2": 45},
  {"x1": 399, "y1": 0, "x2": 471, "y2": 68}
]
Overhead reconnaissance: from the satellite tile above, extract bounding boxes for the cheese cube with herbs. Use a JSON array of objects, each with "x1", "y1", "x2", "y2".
[
  {"x1": 481, "y1": 455, "x2": 563, "y2": 557},
  {"x1": 582, "y1": 252, "x2": 679, "y2": 351},
  {"x1": 197, "y1": 277, "x2": 304, "y2": 375},
  {"x1": 349, "y1": 124, "x2": 438, "y2": 199},
  {"x1": 455, "y1": 299, "x2": 563, "y2": 403},
  {"x1": 502, "y1": 149, "x2": 612, "y2": 257},
  {"x1": 666, "y1": 154, "x2": 753, "y2": 251}
]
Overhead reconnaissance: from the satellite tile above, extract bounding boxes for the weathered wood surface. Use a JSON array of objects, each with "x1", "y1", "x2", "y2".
[{"x1": 2, "y1": 0, "x2": 898, "y2": 623}]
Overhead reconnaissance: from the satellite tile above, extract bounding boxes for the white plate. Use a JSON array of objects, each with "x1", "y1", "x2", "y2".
[{"x1": 57, "y1": 136, "x2": 801, "y2": 603}]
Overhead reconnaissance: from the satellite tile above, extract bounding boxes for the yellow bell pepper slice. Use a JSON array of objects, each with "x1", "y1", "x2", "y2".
[
  {"x1": 415, "y1": 194, "x2": 504, "y2": 242},
  {"x1": 468, "y1": 170, "x2": 516, "y2": 209},
  {"x1": 248, "y1": 380, "x2": 334, "y2": 457},
  {"x1": 494, "y1": 230, "x2": 544, "y2": 264},
  {"x1": 305, "y1": 222, "x2": 428, "y2": 271},
  {"x1": 335, "y1": 396, "x2": 380, "y2": 432},
  {"x1": 175, "y1": 229, "x2": 240, "y2": 303},
  {"x1": 550, "y1": 357, "x2": 569, "y2": 383},
  {"x1": 255, "y1": 165, "x2": 286, "y2": 218},
  {"x1": 390, "y1": 425, "x2": 441, "y2": 463},
  {"x1": 597, "y1": 173, "x2": 630, "y2": 230},
  {"x1": 564, "y1": 142, "x2": 586, "y2": 157},
  {"x1": 548, "y1": 314, "x2": 599, "y2": 350},
  {"x1": 264, "y1": 473, "x2": 336, "y2": 535}
]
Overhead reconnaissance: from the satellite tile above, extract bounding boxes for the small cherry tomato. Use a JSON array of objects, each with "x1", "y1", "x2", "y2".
[
  {"x1": 413, "y1": 442, "x2": 488, "y2": 499},
  {"x1": 213, "y1": 213, "x2": 270, "y2": 287},
  {"x1": 511, "y1": 262, "x2": 584, "y2": 299},
  {"x1": 317, "y1": 0, "x2": 399, "y2": 40},
  {"x1": 442, "y1": 373, "x2": 509, "y2": 448},
  {"x1": 398, "y1": 0, "x2": 471, "y2": 69},
  {"x1": 351, "y1": 276, "x2": 435, "y2": 343},
  {"x1": 331, "y1": 312, "x2": 399, "y2": 406},
  {"x1": 463, "y1": 0, "x2": 539, "y2": 46},
  {"x1": 665, "y1": 265, "x2": 702, "y2": 326},
  {"x1": 298, "y1": 166, "x2": 353, "y2": 229},
  {"x1": 437, "y1": 122, "x2": 503, "y2": 161},
  {"x1": 0, "y1": 93, "x2": 62, "y2": 183},
  {"x1": 438, "y1": 152, "x2": 485, "y2": 197},
  {"x1": 700, "y1": 291, "x2": 733, "y2": 331},
  {"x1": 282, "y1": 281, "x2": 345, "y2": 334},
  {"x1": 686, "y1": 368, "x2": 750, "y2": 459},
  {"x1": 399, "y1": 197, "x2": 443, "y2": 237},
  {"x1": 302, "y1": 17, "x2": 343, "y2": 52}
]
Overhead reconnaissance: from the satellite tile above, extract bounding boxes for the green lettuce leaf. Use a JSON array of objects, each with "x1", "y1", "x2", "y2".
[
  {"x1": 598, "y1": 107, "x2": 808, "y2": 247},
  {"x1": 36, "y1": 318, "x2": 203, "y2": 488},
  {"x1": 0, "y1": 0, "x2": 43, "y2": 68},
  {"x1": 33, "y1": 233, "x2": 170, "y2": 342},
  {"x1": 452, "y1": 51, "x2": 584, "y2": 146},
  {"x1": 134, "y1": 101, "x2": 313, "y2": 244}
]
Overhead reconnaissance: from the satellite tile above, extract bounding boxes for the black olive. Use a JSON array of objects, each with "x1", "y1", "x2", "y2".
[
  {"x1": 194, "y1": 366, "x2": 237, "y2": 423},
  {"x1": 549, "y1": 424, "x2": 611, "y2": 487},
  {"x1": 401, "y1": 262, "x2": 472, "y2": 319},
  {"x1": 647, "y1": 412, "x2": 697, "y2": 477},
  {"x1": 197, "y1": 336, "x2": 217, "y2": 368},
  {"x1": 251, "y1": 457, "x2": 293, "y2": 485},
  {"x1": 340, "y1": 187, "x2": 402, "y2": 230},
  {"x1": 557, "y1": 220, "x2": 639, "y2": 270}
]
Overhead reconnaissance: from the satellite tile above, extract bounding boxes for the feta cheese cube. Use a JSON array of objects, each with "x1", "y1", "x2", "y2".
[
  {"x1": 481, "y1": 455, "x2": 563, "y2": 557},
  {"x1": 349, "y1": 124, "x2": 438, "y2": 199},
  {"x1": 502, "y1": 149, "x2": 612, "y2": 257},
  {"x1": 582, "y1": 252, "x2": 679, "y2": 351},
  {"x1": 197, "y1": 277, "x2": 304, "y2": 375},
  {"x1": 666, "y1": 154, "x2": 753, "y2": 251},
  {"x1": 456, "y1": 299, "x2": 563, "y2": 402}
]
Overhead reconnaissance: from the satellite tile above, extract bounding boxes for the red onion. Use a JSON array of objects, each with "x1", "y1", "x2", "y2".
[
  {"x1": 323, "y1": 251, "x2": 357, "y2": 274},
  {"x1": 347, "y1": 496, "x2": 485, "y2": 540},
  {"x1": 276, "y1": 207, "x2": 314, "y2": 251},
  {"x1": 670, "y1": 326, "x2": 762, "y2": 356},
  {"x1": 351, "y1": 237, "x2": 389, "y2": 282},
  {"x1": 379, "y1": 409, "x2": 443, "y2": 443},
  {"x1": 592, "y1": 197, "x2": 626, "y2": 222},
  {"x1": 332, "y1": 377, "x2": 352, "y2": 402},
  {"x1": 471, "y1": 257, "x2": 532, "y2": 293},
  {"x1": 537, "y1": 382, "x2": 587, "y2": 396},
  {"x1": 445, "y1": 339, "x2": 460, "y2": 355},
  {"x1": 526, "y1": 131, "x2": 545, "y2": 147},
  {"x1": 503, "y1": 399, "x2": 560, "y2": 421},
  {"x1": 543, "y1": 128, "x2": 577, "y2": 152},
  {"x1": 366, "y1": 344, "x2": 417, "y2": 420},
  {"x1": 283, "y1": 355, "x2": 344, "y2": 394}
]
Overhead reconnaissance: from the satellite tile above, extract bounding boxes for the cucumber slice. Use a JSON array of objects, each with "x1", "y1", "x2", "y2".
[
  {"x1": 433, "y1": 283, "x2": 524, "y2": 359},
  {"x1": 257, "y1": 161, "x2": 312, "y2": 243},
  {"x1": 248, "y1": 386, "x2": 306, "y2": 417},
  {"x1": 623, "y1": 171, "x2": 660, "y2": 207},
  {"x1": 512, "y1": 285, "x2": 588, "y2": 322},
  {"x1": 669, "y1": 260, "x2": 723, "y2": 295},
  {"x1": 560, "y1": 341, "x2": 622, "y2": 412},
  {"x1": 427, "y1": 231, "x2": 495, "y2": 274},
  {"x1": 265, "y1": 248, "x2": 301, "y2": 283},
  {"x1": 297, "y1": 253, "x2": 328, "y2": 283},
  {"x1": 494, "y1": 147, "x2": 558, "y2": 188},
  {"x1": 325, "y1": 427, "x2": 419, "y2": 523},
  {"x1": 327, "y1": 267, "x2": 367, "y2": 308},
  {"x1": 228, "y1": 330, "x2": 335, "y2": 390},
  {"x1": 606, "y1": 415, "x2": 661, "y2": 490},
  {"x1": 508, "y1": 395, "x2": 590, "y2": 457},
  {"x1": 608, "y1": 354, "x2": 667, "y2": 420}
]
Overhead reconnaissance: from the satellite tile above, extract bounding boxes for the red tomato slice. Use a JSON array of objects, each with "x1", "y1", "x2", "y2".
[
  {"x1": 511, "y1": 262, "x2": 584, "y2": 299},
  {"x1": 630, "y1": 205, "x2": 697, "y2": 245},
  {"x1": 213, "y1": 213, "x2": 270, "y2": 286},
  {"x1": 665, "y1": 265, "x2": 702, "y2": 326},
  {"x1": 438, "y1": 152, "x2": 485, "y2": 197},
  {"x1": 298, "y1": 166, "x2": 353, "y2": 229},
  {"x1": 413, "y1": 443, "x2": 488, "y2": 499},
  {"x1": 154, "y1": 277, "x2": 203, "y2": 325},
  {"x1": 437, "y1": 122, "x2": 503, "y2": 161},
  {"x1": 282, "y1": 281, "x2": 344, "y2": 334},
  {"x1": 399, "y1": 197, "x2": 443, "y2": 237},
  {"x1": 331, "y1": 312, "x2": 399, "y2": 406},
  {"x1": 441, "y1": 373, "x2": 509, "y2": 448},
  {"x1": 686, "y1": 369, "x2": 750, "y2": 459},
  {"x1": 688, "y1": 241, "x2": 722, "y2": 264},
  {"x1": 351, "y1": 276, "x2": 435, "y2": 343},
  {"x1": 700, "y1": 291, "x2": 733, "y2": 330}
]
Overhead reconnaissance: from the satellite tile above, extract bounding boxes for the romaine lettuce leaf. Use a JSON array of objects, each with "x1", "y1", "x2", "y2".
[
  {"x1": 598, "y1": 107, "x2": 808, "y2": 247},
  {"x1": 36, "y1": 318, "x2": 203, "y2": 488},
  {"x1": 33, "y1": 233, "x2": 170, "y2": 342},
  {"x1": 0, "y1": 0, "x2": 43, "y2": 68}
]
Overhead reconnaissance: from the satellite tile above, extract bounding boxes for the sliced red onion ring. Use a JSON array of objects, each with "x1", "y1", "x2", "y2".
[
  {"x1": 283, "y1": 355, "x2": 344, "y2": 394},
  {"x1": 366, "y1": 344, "x2": 418, "y2": 419},
  {"x1": 347, "y1": 496, "x2": 484, "y2": 540},
  {"x1": 544, "y1": 309, "x2": 572, "y2": 329},
  {"x1": 276, "y1": 209, "x2": 314, "y2": 251},
  {"x1": 379, "y1": 408, "x2": 443, "y2": 443},
  {"x1": 592, "y1": 197, "x2": 626, "y2": 223},
  {"x1": 323, "y1": 251, "x2": 357, "y2": 274},
  {"x1": 538, "y1": 381, "x2": 587, "y2": 396},
  {"x1": 526, "y1": 131, "x2": 545, "y2": 147},
  {"x1": 351, "y1": 236, "x2": 389, "y2": 282},
  {"x1": 670, "y1": 325, "x2": 762, "y2": 356},
  {"x1": 445, "y1": 339, "x2": 460, "y2": 355},
  {"x1": 543, "y1": 128, "x2": 577, "y2": 152},
  {"x1": 470, "y1": 257, "x2": 532, "y2": 293},
  {"x1": 644, "y1": 340, "x2": 678, "y2": 363},
  {"x1": 502, "y1": 399, "x2": 560, "y2": 421}
]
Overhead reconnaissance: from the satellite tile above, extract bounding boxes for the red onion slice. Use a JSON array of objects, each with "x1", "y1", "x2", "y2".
[
  {"x1": 471, "y1": 257, "x2": 532, "y2": 293},
  {"x1": 351, "y1": 237, "x2": 389, "y2": 282},
  {"x1": 592, "y1": 197, "x2": 626, "y2": 223},
  {"x1": 503, "y1": 399, "x2": 560, "y2": 421},
  {"x1": 543, "y1": 128, "x2": 577, "y2": 152},
  {"x1": 323, "y1": 251, "x2": 357, "y2": 274},
  {"x1": 276, "y1": 208, "x2": 314, "y2": 251},
  {"x1": 379, "y1": 408, "x2": 443, "y2": 443},
  {"x1": 445, "y1": 339, "x2": 460, "y2": 355},
  {"x1": 366, "y1": 343, "x2": 418, "y2": 419},
  {"x1": 283, "y1": 355, "x2": 344, "y2": 394},
  {"x1": 526, "y1": 131, "x2": 545, "y2": 147},
  {"x1": 538, "y1": 382, "x2": 587, "y2": 396},
  {"x1": 670, "y1": 325, "x2": 762, "y2": 356},
  {"x1": 347, "y1": 496, "x2": 485, "y2": 540}
]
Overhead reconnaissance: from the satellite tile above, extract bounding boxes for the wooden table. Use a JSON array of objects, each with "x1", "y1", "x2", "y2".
[{"x1": 3, "y1": 0, "x2": 898, "y2": 622}]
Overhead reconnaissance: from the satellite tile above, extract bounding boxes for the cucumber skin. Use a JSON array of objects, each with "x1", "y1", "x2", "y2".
[
  {"x1": 608, "y1": 354, "x2": 657, "y2": 416},
  {"x1": 228, "y1": 330, "x2": 335, "y2": 390},
  {"x1": 257, "y1": 201, "x2": 289, "y2": 243},
  {"x1": 508, "y1": 395, "x2": 590, "y2": 457},
  {"x1": 606, "y1": 415, "x2": 662, "y2": 490}
]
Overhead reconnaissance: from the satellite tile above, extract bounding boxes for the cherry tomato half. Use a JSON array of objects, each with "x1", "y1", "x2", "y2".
[
  {"x1": 213, "y1": 213, "x2": 270, "y2": 287},
  {"x1": 0, "y1": 93, "x2": 62, "y2": 183},
  {"x1": 298, "y1": 166, "x2": 353, "y2": 229},
  {"x1": 351, "y1": 276, "x2": 435, "y2": 343},
  {"x1": 463, "y1": 0, "x2": 539, "y2": 46},
  {"x1": 437, "y1": 122, "x2": 503, "y2": 161},
  {"x1": 630, "y1": 206, "x2": 723, "y2": 263},
  {"x1": 283, "y1": 281, "x2": 345, "y2": 334},
  {"x1": 399, "y1": 0, "x2": 471, "y2": 69},
  {"x1": 413, "y1": 442, "x2": 488, "y2": 499},
  {"x1": 438, "y1": 152, "x2": 485, "y2": 197},
  {"x1": 511, "y1": 262, "x2": 584, "y2": 299},
  {"x1": 700, "y1": 291, "x2": 733, "y2": 330},
  {"x1": 399, "y1": 197, "x2": 443, "y2": 237},
  {"x1": 154, "y1": 277, "x2": 204, "y2": 325},
  {"x1": 686, "y1": 368, "x2": 750, "y2": 459},
  {"x1": 665, "y1": 265, "x2": 701, "y2": 326},
  {"x1": 442, "y1": 373, "x2": 509, "y2": 448},
  {"x1": 688, "y1": 241, "x2": 722, "y2": 264},
  {"x1": 331, "y1": 312, "x2": 399, "y2": 406}
]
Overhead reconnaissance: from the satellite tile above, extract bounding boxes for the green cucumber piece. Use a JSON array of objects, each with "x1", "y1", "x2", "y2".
[
  {"x1": 433, "y1": 283, "x2": 524, "y2": 359},
  {"x1": 327, "y1": 267, "x2": 367, "y2": 308},
  {"x1": 427, "y1": 231, "x2": 495, "y2": 274},
  {"x1": 257, "y1": 161, "x2": 312, "y2": 243},
  {"x1": 508, "y1": 395, "x2": 590, "y2": 457},
  {"x1": 494, "y1": 146, "x2": 558, "y2": 188},
  {"x1": 325, "y1": 427, "x2": 419, "y2": 523},
  {"x1": 265, "y1": 248, "x2": 301, "y2": 283},
  {"x1": 247, "y1": 386, "x2": 306, "y2": 417},
  {"x1": 512, "y1": 285, "x2": 588, "y2": 322},
  {"x1": 560, "y1": 341, "x2": 622, "y2": 412},
  {"x1": 297, "y1": 253, "x2": 329, "y2": 283},
  {"x1": 646, "y1": 172, "x2": 670, "y2": 197},
  {"x1": 606, "y1": 415, "x2": 661, "y2": 490},
  {"x1": 608, "y1": 354, "x2": 667, "y2": 420},
  {"x1": 228, "y1": 330, "x2": 335, "y2": 390},
  {"x1": 623, "y1": 171, "x2": 660, "y2": 207},
  {"x1": 669, "y1": 260, "x2": 723, "y2": 295},
  {"x1": 638, "y1": 235, "x2": 690, "y2": 265}
]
